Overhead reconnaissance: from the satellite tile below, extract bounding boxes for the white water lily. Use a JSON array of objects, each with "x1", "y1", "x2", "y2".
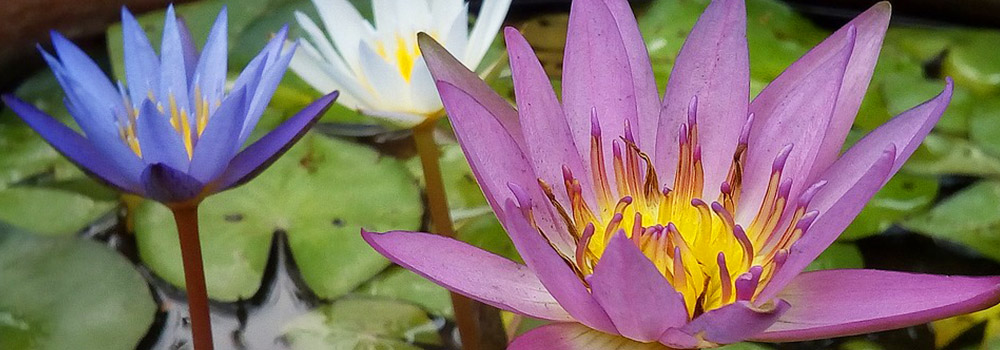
[{"x1": 291, "y1": 0, "x2": 512, "y2": 127}]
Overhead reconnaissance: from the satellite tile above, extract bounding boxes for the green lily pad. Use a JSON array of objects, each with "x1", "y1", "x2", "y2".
[
  {"x1": 804, "y1": 243, "x2": 864, "y2": 272},
  {"x1": 903, "y1": 180, "x2": 1000, "y2": 262},
  {"x1": 879, "y1": 74, "x2": 969, "y2": 136},
  {"x1": 0, "y1": 185, "x2": 116, "y2": 236},
  {"x1": 968, "y1": 97, "x2": 1000, "y2": 157},
  {"x1": 456, "y1": 212, "x2": 521, "y2": 263},
  {"x1": 0, "y1": 230, "x2": 156, "y2": 350},
  {"x1": 135, "y1": 134, "x2": 422, "y2": 301},
  {"x1": 840, "y1": 172, "x2": 938, "y2": 241},
  {"x1": 357, "y1": 267, "x2": 454, "y2": 318},
  {"x1": 905, "y1": 133, "x2": 1000, "y2": 177},
  {"x1": 718, "y1": 343, "x2": 774, "y2": 350},
  {"x1": 282, "y1": 298, "x2": 442, "y2": 350},
  {"x1": 943, "y1": 30, "x2": 1000, "y2": 96}
]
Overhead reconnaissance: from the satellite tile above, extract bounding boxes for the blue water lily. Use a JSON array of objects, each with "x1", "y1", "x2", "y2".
[{"x1": 2, "y1": 5, "x2": 337, "y2": 204}]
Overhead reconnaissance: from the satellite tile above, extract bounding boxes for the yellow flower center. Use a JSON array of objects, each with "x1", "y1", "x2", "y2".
[
  {"x1": 118, "y1": 87, "x2": 218, "y2": 160},
  {"x1": 534, "y1": 105, "x2": 819, "y2": 318}
]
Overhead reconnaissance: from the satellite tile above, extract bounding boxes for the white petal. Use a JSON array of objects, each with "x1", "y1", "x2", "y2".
[
  {"x1": 294, "y1": 11, "x2": 339, "y2": 65},
  {"x1": 311, "y1": 0, "x2": 373, "y2": 74},
  {"x1": 290, "y1": 41, "x2": 374, "y2": 110},
  {"x1": 360, "y1": 109, "x2": 427, "y2": 127},
  {"x1": 409, "y1": 57, "x2": 443, "y2": 114},
  {"x1": 358, "y1": 41, "x2": 410, "y2": 110},
  {"x1": 464, "y1": 0, "x2": 512, "y2": 68}
]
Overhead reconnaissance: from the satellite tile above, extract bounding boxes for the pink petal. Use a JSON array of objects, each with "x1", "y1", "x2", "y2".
[
  {"x1": 757, "y1": 145, "x2": 895, "y2": 302},
  {"x1": 562, "y1": 0, "x2": 638, "y2": 177},
  {"x1": 653, "y1": 0, "x2": 749, "y2": 199},
  {"x1": 668, "y1": 300, "x2": 790, "y2": 345},
  {"x1": 435, "y1": 81, "x2": 576, "y2": 258},
  {"x1": 799, "y1": 3, "x2": 892, "y2": 180},
  {"x1": 417, "y1": 34, "x2": 525, "y2": 148},
  {"x1": 500, "y1": 199, "x2": 618, "y2": 334},
  {"x1": 505, "y1": 27, "x2": 593, "y2": 207},
  {"x1": 754, "y1": 270, "x2": 1000, "y2": 342},
  {"x1": 758, "y1": 79, "x2": 952, "y2": 301},
  {"x1": 361, "y1": 229, "x2": 573, "y2": 321},
  {"x1": 587, "y1": 232, "x2": 687, "y2": 342},
  {"x1": 737, "y1": 27, "x2": 856, "y2": 224},
  {"x1": 510, "y1": 323, "x2": 670, "y2": 350},
  {"x1": 599, "y1": 0, "x2": 660, "y2": 152}
]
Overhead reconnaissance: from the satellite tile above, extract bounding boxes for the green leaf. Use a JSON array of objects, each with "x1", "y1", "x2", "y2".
[
  {"x1": 456, "y1": 212, "x2": 521, "y2": 263},
  {"x1": 903, "y1": 181, "x2": 1000, "y2": 262},
  {"x1": 943, "y1": 30, "x2": 1000, "y2": 96},
  {"x1": 0, "y1": 230, "x2": 156, "y2": 350},
  {"x1": 905, "y1": 133, "x2": 1000, "y2": 177},
  {"x1": 135, "y1": 134, "x2": 423, "y2": 301},
  {"x1": 282, "y1": 298, "x2": 442, "y2": 350},
  {"x1": 968, "y1": 97, "x2": 1000, "y2": 157},
  {"x1": 407, "y1": 142, "x2": 490, "y2": 219},
  {"x1": 840, "y1": 172, "x2": 938, "y2": 241},
  {"x1": 357, "y1": 267, "x2": 454, "y2": 318},
  {"x1": 879, "y1": 75, "x2": 969, "y2": 136},
  {"x1": 717, "y1": 343, "x2": 774, "y2": 350},
  {"x1": 804, "y1": 243, "x2": 864, "y2": 272},
  {"x1": 0, "y1": 186, "x2": 116, "y2": 236}
]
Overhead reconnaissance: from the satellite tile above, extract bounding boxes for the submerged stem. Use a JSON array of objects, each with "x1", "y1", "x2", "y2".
[
  {"x1": 412, "y1": 121, "x2": 507, "y2": 350},
  {"x1": 170, "y1": 203, "x2": 214, "y2": 350}
]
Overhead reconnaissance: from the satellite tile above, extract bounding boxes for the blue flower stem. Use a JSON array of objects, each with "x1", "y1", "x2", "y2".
[
  {"x1": 412, "y1": 121, "x2": 507, "y2": 350},
  {"x1": 170, "y1": 203, "x2": 214, "y2": 350}
]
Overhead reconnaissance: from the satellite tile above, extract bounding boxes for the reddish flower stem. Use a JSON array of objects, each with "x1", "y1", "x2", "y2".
[
  {"x1": 412, "y1": 121, "x2": 507, "y2": 350},
  {"x1": 170, "y1": 203, "x2": 214, "y2": 350}
]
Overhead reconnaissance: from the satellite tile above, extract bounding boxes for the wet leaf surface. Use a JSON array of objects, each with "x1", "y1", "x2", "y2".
[
  {"x1": 135, "y1": 134, "x2": 422, "y2": 301},
  {"x1": 841, "y1": 172, "x2": 938, "y2": 241},
  {"x1": 282, "y1": 298, "x2": 443, "y2": 350},
  {"x1": 903, "y1": 181, "x2": 1000, "y2": 262},
  {"x1": 0, "y1": 230, "x2": 156, "y2": 350}
]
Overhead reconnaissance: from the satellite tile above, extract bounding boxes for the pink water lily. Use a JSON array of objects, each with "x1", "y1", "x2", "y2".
[{"x1": 362, "y1": 0, "x2": 1000, "y2": 348}]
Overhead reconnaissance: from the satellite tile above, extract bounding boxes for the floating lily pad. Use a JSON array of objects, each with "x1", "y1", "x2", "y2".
[
  {"x1": 903, "y1": 180, "x2": 1000, "y2": 262},
  {"x1": 804, "y1": 243, "x2": 864, "y2": 272},
  {"x1": 135, "y1": 134, "x2": 422, "y2": 301},
  {"x1": 840, "y1": 172, "x2": 938, "y2": 241},
  {"x1": 407, "y1": 142, "x2": 490, "y2": 220},
  {"x1": 943, "y1": 30, "x2": 1000, "y2": 96},
  {"x1": 0, "y1": 230, "x2": 156, "y2": 350},
  {"x1": 905, "y1": 134, "x2": 1000, "y2": 177},
  {"x1": 880, "y1": 75, "x2": 969, "y2": 136},
  {"x1": 357, "y1": 267, "x2": 454, "y2": 318},
  {"x1": 0, "y1": 185, "x2": 116, "y2": 236},
  {"x1": 281, "y1": 298, "x2": 443, "y2": 350},
  {"x1": 968, "y1": 97, "x2": 1000, "y2": 157}
]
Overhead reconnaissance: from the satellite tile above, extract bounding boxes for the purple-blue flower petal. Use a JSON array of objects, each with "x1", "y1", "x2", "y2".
[
  {"x1": 188, "y1": 87, "x2": 247, "y2": 183},
  {"x1": 176, "y1": 16, "x2": 199, "y2": 81},
  {"x1": 134, "y1": 100, "x2": 190, "y2": 171},
  {"x1": 141, "y1": 163, "x2": 204, "y2": 203},
  {"x1": 121, "y1": 7, "x2": 161, "y2": 108},
  {"x1": 3, "y1": 95, "x2": 140, "y2": 193},
  {"x1": 238, "y1": 26, "x2": 295, "y2": 144},
  {"x1": 48, "y1": 31, "x2": 122, "y2": 112},
  {"x1": 159, "y1": 5, "x2": 191, "y2": 113},
  {"x1": 192, "y1": 6, "x2": 228, "y2": 106},
  {"x1": 211, "y1": 91, "x2": 337, "y2": 191}
]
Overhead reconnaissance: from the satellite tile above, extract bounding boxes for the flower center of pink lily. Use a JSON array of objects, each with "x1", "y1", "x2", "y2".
[{"x1": 533, "y1": 100, "x2": 821, "y2": 318}]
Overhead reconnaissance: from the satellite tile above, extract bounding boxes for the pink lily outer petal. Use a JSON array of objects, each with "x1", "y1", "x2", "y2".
[
  {"x1": 667, "y1": 300, "x2": 790, "y2": 346},
  {"x1": 504, "y1": 27, "x2": 595, "y2": 209},
  {"x1": 599, "y1": 0, "x2": 660, "y2": 152},
  {"x1": 653, "y1": 0, "x2": 749, "y2": 199},
  {"x1": 587, "y1": 232, "x2": 688, "y2": 342},
  {"x1": 510, "y1": 323, "x2": 671, "y2": 350},
  {"x1": 737, "y1": 27, "x2": 856, "y2": 224},
  {"x1": 502, "y1": 198, "x2": 618, "y2": 333},
  {"x1": 562, "y1": 0, "x2": 638, "y2": 178},
  {"x1": 758, "y1": 80, "x2": 953, "y2": 302},
  {"x1": 360, "y1": 229, "x2": 573, "y2": 321},
  {"x1": 754, "y1": 270, "x2": 1000, "y2": 342},
  {"x1": 417, "y1": 33, "x2": 525, "y2": 148},
  {"x1": 803, "y1": 2, "x2": 892, "y2": 180}
]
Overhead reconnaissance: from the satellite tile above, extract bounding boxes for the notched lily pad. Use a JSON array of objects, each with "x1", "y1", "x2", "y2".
[
  {"x1": 0, "y1": 230, "x2": 156, "y2": 350},
  {"x1": 135, "y1": 134, "x2": 422, "y2": 301},
  {"x1": 357, "y1": 267, "x2": 454, "y2": 318},
  {"x1": 903, "y1": 180, "x2": 1000, "y2": 262},
  {"x1": 281, "y1": 298, "x2": 443, "y2": 350}
]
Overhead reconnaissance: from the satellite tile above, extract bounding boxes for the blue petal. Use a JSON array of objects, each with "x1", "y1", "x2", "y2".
[
  {"x1": 3, "y1": 95, "x2": 141, "y2": 193},
  {"x1": 141, "y1": 163, "x2": 204, "y2": 203},
  {"x1": 176, "y1": 16, "x2": 199, "y2": 81},
  {"x1": 239, "y1": 27, "x2": 295, "y2": 144},
  {"x1": 134, "y1": 99, "x2": 190, "y2": 171},
  {"x1": 229, "y1": 45, "x2": 268, "y2": 105},
  {"x1": 120, "y1": 7, "x2": 161, "y2": 110},
  {"x1": 212, "y1": 91, "x2": 337, "y2": 192},
  {"x1": 188, "y1": 87, "x2": 247, "y2": 183},
  {"x1": 191, "y1": 6, "x2": 228, "y2": 107},
  {"x1": 159, "y1": 5, "x2": 191, "y2": 113},
  {"x1": 49, "y1": 31, "x2": 122, "y2": 113}
]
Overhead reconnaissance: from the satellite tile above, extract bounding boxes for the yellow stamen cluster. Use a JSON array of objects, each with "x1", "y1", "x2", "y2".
[
  {"x1": 533, "y1": 104, "x2": 819, "y2": 318},
  {"x1": 117, "y1": 88, "x2": 219, "y2": 160}
]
